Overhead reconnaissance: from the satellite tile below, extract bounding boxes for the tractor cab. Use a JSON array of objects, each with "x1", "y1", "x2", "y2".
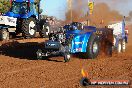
[
  {"x1": 11, "y1": 1, "x2": 28, "y2": 14},
  {"x1": 4, "y1": 0, "x2": 37, "y2": 18}
]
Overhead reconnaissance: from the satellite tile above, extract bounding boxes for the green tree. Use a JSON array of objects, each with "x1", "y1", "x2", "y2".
[{"x1": 0, "y1": 0, "x2": 10, "y2": 13}]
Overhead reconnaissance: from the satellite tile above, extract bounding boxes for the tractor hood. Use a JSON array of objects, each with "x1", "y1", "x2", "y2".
[{"x1": 66, "y1": 26, "x2": 96, "y2": 35}]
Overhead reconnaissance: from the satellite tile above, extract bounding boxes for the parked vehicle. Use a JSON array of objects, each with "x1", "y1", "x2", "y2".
[{"x1": 0, "y1": 0, "x2": 50, "y2": 40}]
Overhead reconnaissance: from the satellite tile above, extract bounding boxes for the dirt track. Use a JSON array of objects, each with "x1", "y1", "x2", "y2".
[{"x1": 0, "y1": 26, "x2": 132, "y2": 88}]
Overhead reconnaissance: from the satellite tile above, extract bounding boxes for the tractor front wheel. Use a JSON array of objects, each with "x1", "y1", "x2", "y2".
[{"x1": 64, "y1": 53, "x2": 71, "y2": 62}]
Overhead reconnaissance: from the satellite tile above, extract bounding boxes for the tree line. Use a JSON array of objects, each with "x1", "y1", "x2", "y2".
[{"x1": 0, "y1": 0, "x2": 10, "y2": 13}]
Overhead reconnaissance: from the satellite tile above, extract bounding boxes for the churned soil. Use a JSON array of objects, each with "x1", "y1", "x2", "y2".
[{"x1": 0, "y1": 27, "x2": 132, "y2": 88}]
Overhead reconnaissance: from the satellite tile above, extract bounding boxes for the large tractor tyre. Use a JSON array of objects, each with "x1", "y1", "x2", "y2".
[
  {"x1": 39, "y1": 24, "x2": 50, "y2": 38},
  {"x1": 22, "y1": 18, "x2": 37, "y2": 39},
  {"x1": 83, "y1": 34, "x2": 100, "y2": 59},
  {"x1": 0, "y1": 29, "x2": 9, "y2": 41}
]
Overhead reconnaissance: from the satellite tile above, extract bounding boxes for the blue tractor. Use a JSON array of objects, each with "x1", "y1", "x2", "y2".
[
  {"x1": 0, "y1": 0, "x2": 50, "y2": 40},
  {"x1": 36, "y1": 22, "x2": 113, "y2": 62}
]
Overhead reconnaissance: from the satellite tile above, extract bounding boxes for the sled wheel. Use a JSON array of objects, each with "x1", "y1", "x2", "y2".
[
  {"x1": 64, "y1": 53, "x2": 70, "y2": 62},
  {"x1": 36, "y1": 49, "x2": 43, "y2": 60}
]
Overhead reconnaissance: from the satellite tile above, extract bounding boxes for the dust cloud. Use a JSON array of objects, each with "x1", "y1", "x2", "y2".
[{"x1": 65, "y1": 0, "x2": 131, "y2": 27}]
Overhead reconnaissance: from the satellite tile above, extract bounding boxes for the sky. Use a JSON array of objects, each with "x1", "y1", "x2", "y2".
[
  {"x1": 40, "y1": 0, "x2": 67, "y2": 20},
  {"x1": 40, "y1": 0, "x2": 132, "y2": 20}
]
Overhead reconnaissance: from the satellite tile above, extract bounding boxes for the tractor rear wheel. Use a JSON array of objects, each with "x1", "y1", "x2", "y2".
[
  {"x1": 83, "y1": 34, "x2": 100, "y2": 59},
  {"x1": 0, "y1": 29, "x2": 9, "y2": 40},
  {"x1": 22, "y1": 18, "x2": 36, "y2": 39}
]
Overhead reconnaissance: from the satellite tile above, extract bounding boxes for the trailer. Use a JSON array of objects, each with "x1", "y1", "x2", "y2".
[{"x1": 0, "y1": 0, "x2": 50, "y2": 40}]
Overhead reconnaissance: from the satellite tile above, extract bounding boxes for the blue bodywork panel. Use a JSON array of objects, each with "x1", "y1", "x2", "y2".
[{"x1": 66, "y1": 26, "x2": 96, "y2": 53}]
